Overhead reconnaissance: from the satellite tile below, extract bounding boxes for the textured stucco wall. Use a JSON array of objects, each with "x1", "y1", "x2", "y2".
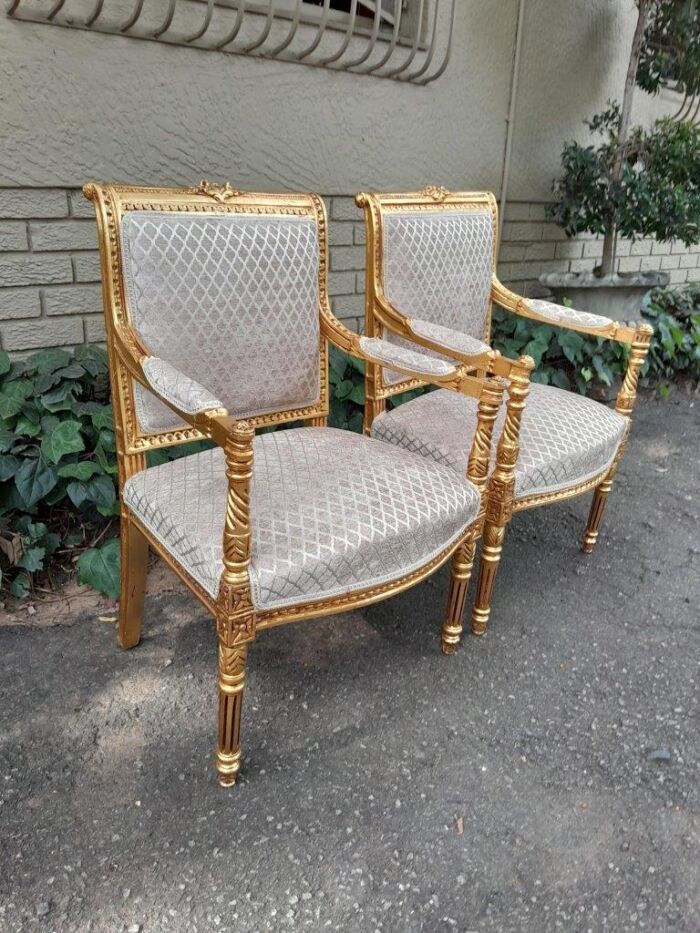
[
  {"x1": 0, "y1": 4, "x2": 515, "y2": 192},
  {"x1": 0, "y1": 0, "x2": 697, "y2": 354}
]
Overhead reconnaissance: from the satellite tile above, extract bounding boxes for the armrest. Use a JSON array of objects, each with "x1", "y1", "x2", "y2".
[
  {"x1": 491, "y1": 276, "x2": 639, "y2": 344},
  {"x1": 358, "y1": 336, "x2": 458, "y2": 380},
  {"x1": 142, "y1": 357, "x2": 224, "y2": 415},
  {"x1": 408, "y1": 318, "x2": 492, "y2": 359}
]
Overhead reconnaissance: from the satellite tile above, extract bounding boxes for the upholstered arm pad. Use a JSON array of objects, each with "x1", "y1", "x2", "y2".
[
  {"x1": 524, "y1": 298, "x2": 614, "y2": 331},
  {"x1": 408, "y1": 319, "x2": 492, "y2": 358},
  {"x1": 142, "y1": 357, "x2": 224, "y2": 415},
  {"x1": 358, "y1": 336, "x2": 457, "y2": 378}
]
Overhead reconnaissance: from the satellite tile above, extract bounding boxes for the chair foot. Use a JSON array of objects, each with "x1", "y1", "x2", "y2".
[
  {"x1": 471, "y1": 612, "x2": 488, "y2": 637},
  {"x1": 118, "y1": 516, "x2": 148, "y2": 649},
  {"x1": 216, "y1": 748, "x2": 242, "y2": 787},
  {"x1": 441, "y1": 539, "x2": 476, "y2": 655}
]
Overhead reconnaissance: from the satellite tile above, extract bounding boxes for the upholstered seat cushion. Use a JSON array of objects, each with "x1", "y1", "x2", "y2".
[
  {"x1": 123, "y1": 427, "x2": 480, "y2": 610},
  {"x1": 371, "y1": 385, "x2": 627, "y2": 499}
]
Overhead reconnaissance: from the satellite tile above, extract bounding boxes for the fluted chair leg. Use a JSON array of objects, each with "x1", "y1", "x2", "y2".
[
  {"x1": 470, "y1": 520, "x2": 507, "y2": 636},
  {"x1": 216, "y1": 639, "x2": 248, "y2": 787},
  {"x1": 442, "y1": 538, "x2": 477, "y2": 654},
  {"x1": 118, "y1": 514, "x2": 149, "y2": 649},
  {"x1": 582, "y1": 474, "x2": 616, "y2": 553}
]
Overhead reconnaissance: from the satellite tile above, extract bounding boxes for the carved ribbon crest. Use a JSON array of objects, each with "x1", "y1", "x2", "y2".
[
  {"x1": 195, "y1": 179, "x2": 242, "y2": 202},
  {"x1": 421, "y1": 185, "x2": 450, "y2": 202}
]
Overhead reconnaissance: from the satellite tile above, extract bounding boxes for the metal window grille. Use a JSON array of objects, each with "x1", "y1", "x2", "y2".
[{"x1": 7, "y1": 0, "x2": 456, "y2": 85}]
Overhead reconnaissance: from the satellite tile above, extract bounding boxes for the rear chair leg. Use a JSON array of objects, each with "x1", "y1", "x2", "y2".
[
  {"x1": 118, "y1": 513, "x2": 149, "y2": 649},
  {"x1": 470, "y1": 520, "x2": 507, "y2": 636},
  {"x1": 442, "y1": 539, "x2": 477, "y2": 654}
]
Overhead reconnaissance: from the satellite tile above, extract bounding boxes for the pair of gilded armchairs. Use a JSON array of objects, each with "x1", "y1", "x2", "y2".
[{"x1": 86, "y1": 181, "x2": 651, "y2": 788}]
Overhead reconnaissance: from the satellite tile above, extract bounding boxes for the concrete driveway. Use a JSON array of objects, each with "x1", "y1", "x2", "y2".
[{"x1": 1, "y1": 393, "x2": 698, "y2": 933}]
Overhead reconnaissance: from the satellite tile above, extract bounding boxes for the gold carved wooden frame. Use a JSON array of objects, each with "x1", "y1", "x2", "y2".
[
  {"x1": 357, "y1": 186, "x2": 653, "y2": 638},
  {"x1": 86, "y1": 180, "x2": 511, "y2": 787}
]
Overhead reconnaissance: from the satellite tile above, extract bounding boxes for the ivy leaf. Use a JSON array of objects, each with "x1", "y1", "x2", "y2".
[
  {"x1": 9, "y1": 573, "x2": 30, "y2": 599},
  {"x1": 0, "y1": 380, "x2": 33, "y2": 419},
  {"x1": 90, "y1": 406, "x2": 114, "y2": 432},
  {"x1": 78, "y1": 538, "x2": 120, "y2": 598},
  {"x1": 30, "y1": 348, "x2": 72, "y2": 375},
  {"x1": 0, "y1": 350, "x2": 10, "y2": 377},
  {"x1": 58, "y1": 461, "x2": 102, "y2": 481},
  {"x1": 0, "y1": 427, "x2": 16, "y2": 452},
  {"x1": 335, "y1": 379, "x2": 355, "y2": 400},
  {"x1": 348, "y1": 384, "x2": 366, "y2": 405},
  {"x1": 84, "y1": 475, "x2": 116, "y2": 508},
  {"x1": 0, "y1": 454, "x2": 22, "y2": 482},
  {"x1": 14, "y1": 416, "x2": 41, "y2": 438},
  {"x1": 14, "y1": 456, "x2": 58, "y2": 508},
  {"x1": 41, "y1": 421, "x2": 85, "y2": 464},
  {"x1": 17, "y1": 546, "x2": 45, "y2": 573}
]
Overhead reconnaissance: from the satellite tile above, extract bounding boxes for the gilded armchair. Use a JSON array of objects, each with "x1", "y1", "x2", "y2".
[
  {"x1": 86, "y1": 181, "x2": 517, "y2": 787},
  {"x1": 357, "y1": 187, "x2": 652, "y2": 639}
]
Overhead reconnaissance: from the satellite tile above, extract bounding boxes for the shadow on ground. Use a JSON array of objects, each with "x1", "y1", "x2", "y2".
[{"x1": 1, "y1": 394, "x2": 698, "y2": 932}]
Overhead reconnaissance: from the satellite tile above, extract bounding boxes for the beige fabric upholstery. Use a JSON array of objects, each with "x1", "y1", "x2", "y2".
[
  {"x1": 371, "y1": 384, "x2": 627, "y2": 499},
  {"x1": 123, "y1": 427, "x2": 480, "y2": 609},
  {"x1": 527, "y1": 299, "x2": 613, "y2": 330},
  {"x1": 380, "y1": 209, "x2": 494, "y2": 385},
  {"x1": 120, "y1": 211, "x2": 321, "y2": 433},
  {"x1": 409, "y1": 319, "x2": 491, "y2": 358},
  {"x1": 142, "y1": 358, "x2": 223, "y2": 415},
  {"x1": 359, "y1": 336, "x2": 456, "y2": 378}
]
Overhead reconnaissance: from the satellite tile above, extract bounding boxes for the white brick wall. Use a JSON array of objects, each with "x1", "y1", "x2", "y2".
[{"x1": 0, "y1": 191, "x2": 698, "y2": 353}]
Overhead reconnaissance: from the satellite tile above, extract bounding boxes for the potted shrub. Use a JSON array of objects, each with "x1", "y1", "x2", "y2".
[{"x1": 541, "y1": 0, "x2": 700, "y2": 320}]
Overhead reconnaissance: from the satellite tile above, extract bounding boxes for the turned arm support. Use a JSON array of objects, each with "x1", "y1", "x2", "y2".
[{"x1": 491, "y1": 276, "x2": 653, "y2": 418}]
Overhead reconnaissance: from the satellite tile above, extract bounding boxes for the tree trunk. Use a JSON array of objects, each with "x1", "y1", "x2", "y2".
[
  {"x1": 600, "y1": 228, "x2": 616, "y2": 279},
  {"x1": 601, "y1": 0, "x2": 650, "y2": 277}
]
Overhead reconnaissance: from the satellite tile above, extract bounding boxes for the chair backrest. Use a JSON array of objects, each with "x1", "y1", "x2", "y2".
[
  {"x1": 87, "y1": 182, "x2": 329, "y2": 450},
  {"x1": 360, "y1": 188, "x2": 498, "y2": 389}
]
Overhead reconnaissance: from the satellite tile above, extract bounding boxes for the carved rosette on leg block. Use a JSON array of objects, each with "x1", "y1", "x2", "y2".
[
  {"x1": 215, "y1": 421, "x2": 256, "y2": 787},
  {"x1": 582, "y1": 323, "x2": 652, "y2": 554},
  {"x1": 470, "y1": 357, "x2": 533, "y2": 637}
]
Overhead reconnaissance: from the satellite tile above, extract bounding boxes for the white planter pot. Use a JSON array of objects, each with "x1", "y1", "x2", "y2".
[{"x1": 538, "y1": 270, "x2": 669, "y2": 322}]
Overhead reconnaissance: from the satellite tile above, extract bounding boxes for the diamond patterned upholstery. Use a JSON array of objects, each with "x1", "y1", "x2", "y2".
[
  {"x1": 123, "y1": 427, "x2": 480, "y2": 609},
  {"x1": 120, "y1": 211, "x2": 321, "y2": 433},
  {"x1": 359, "y1": 335, "x2": 456, "y2": 378},
  {"x1": 380, "y1": 209, "x2": 494, "y2": 384},
  {"x1": 371, "y1": 384, "x2": 627, "y2": 499},
  {"x1": 527, "y1": 299, "x2": 613, "y2": 330},
  {"x1": 142, "y1": 358, "x2": 223, "y2": 415},
  {"x1": 409, "y1": 319, "x2": 491, "y2": 358}
]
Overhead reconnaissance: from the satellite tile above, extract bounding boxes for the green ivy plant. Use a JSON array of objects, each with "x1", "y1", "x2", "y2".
[{"x1": 1, "y1": 287, "x2": 697, "y2": 602}]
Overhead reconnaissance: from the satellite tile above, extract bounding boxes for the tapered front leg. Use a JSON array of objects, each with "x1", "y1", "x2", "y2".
[
  {"x1": 442, "y1": 539, "x2": 477, "y2": 654},
  {"x1": 118, "y1": 513, "x2": 149, "y2": 649},
  {"x1": 216, "y1": 638, "x2": 248, "y2": 787},
  {"x1": 470, "y1": 521, "x2": 506, "y2": 636},
  {"x1": 582, "y1": 472, "x2": 617, "y2": 553}
]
